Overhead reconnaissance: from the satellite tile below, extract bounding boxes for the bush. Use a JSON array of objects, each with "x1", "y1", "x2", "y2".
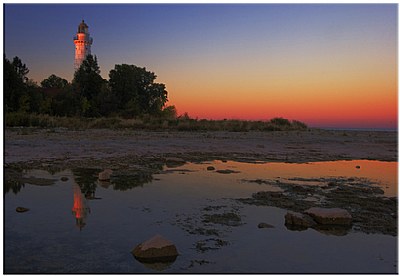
[
  {"x1": 5, "y1": 112, "x2": 308, "y2": 132},
  {"x1": 270, "y1": 117, "x2": 291, "y2": 127},
  {"x1": 291, "y1": 120, "x2": 308, "y2": 130},
  {"x1": 6, "y1": 112, "x2": 31, "y2": 127}
]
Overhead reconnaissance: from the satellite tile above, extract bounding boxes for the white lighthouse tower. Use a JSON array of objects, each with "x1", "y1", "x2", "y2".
[{"x1": 73, "y1": 20, "x2": 93, "y2": 70}]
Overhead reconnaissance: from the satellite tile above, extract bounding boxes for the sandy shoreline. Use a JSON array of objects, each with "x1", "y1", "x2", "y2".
[{"x1": 4, "y1": 128, "x2": 397, "y2": 165}]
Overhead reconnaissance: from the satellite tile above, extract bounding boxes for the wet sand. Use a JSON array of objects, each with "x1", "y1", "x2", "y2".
[{"x1": 4, "y1": 128, "x2": 397, "y2": 165}]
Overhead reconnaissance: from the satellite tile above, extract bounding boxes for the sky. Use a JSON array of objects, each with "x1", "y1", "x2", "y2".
[{"x1": 4, "y1": 4, "x2": 398, "y2": 129}]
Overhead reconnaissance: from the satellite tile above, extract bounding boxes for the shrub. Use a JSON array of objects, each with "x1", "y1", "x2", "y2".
[
  {"x1": 270, "y1": 117, "x2": 291, "y2": 126},
  {"x1": 5, "y1": 112, "x2": 308, "y2": 132},
  {"x1": 291, "y1": 120, "x2": 308, "y2": 130}
]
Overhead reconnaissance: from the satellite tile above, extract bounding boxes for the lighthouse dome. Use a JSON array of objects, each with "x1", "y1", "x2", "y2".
[{"x1": 78, "y1": 20, "x2": 89, "y2": 33}]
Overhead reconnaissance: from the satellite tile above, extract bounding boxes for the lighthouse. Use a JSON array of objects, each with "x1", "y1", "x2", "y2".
[{"x1": 73, "y1": 20, "x2": 93, "y2": 70}]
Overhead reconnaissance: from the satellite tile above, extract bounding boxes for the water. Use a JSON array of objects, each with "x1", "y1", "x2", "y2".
[{"x1": 4, "y1": 160, "x2": 397, "y2": 273}]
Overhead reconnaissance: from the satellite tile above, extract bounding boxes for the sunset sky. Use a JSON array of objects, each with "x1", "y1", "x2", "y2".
[{"x1": 4, "y1": 4, "x2": 398, "y2": 129}]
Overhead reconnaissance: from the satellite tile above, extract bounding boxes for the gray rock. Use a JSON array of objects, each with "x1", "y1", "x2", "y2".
[
  {"x1": 132, "y1": 234, "x2": 179, "y2": 263},
  {"x1": 165, "y1": 157, "x2": 185, "y2": 164},
  {"x1": 165, "y1": 157, "x2": 186, "y2": 168},
  {"x1": 305, "y1": 207, "x2": 352, "y2": 225},
  {"x1": 258, "y1": 222, "x2": 275, "y2": 229},
  {"x1": 284, "y1": 211, "x2": 317, "y2": 228},
  {"x1": 215, "y1": 169, "x2": 239, "y2": 174},
  {"x1": 16, "y1": 207, "x2": 29, "y2": 213}
]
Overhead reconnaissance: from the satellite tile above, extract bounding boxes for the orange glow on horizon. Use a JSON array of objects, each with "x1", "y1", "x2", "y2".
[{"x1": 164, "y1": 62, "x2": 397, "y2": 128}]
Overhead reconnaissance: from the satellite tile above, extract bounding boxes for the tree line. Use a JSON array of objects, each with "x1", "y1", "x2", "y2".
[
  {"x1": 4, "y1": 54, "x2": 308, "y2": 131},
  {"x1": 4, "y1": 54, "x2": 177, "y2": 118}
]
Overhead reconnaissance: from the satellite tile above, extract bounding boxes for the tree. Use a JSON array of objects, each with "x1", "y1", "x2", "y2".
[
  {"x1": 108, "y1": 64, "x2": 168, "y2": 117},
  {"x1": 12, "y1": 56, "x2": 29, "y2": 82},
  {"x1": 41, "y1": 74, "x2": 69, "y2": 89},
  {"x1": 72, "y1": 55, "x2": 105, "y2": 117},
  {"x1": 94, "y1": 83, "x2": 118, "y2": 117},
  {"x1": 4, "y1": 55, "x2": 29, "y2": 112}
]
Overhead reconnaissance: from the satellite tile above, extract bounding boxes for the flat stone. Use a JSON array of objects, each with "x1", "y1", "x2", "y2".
[
  {"x1": 284, "y1": 211, "x2": 317, "y2": 228},
  {"x1": 132, "y1": 234, "x2": 179, "y2": 263},
  {"x1": 215, "y1": 169, "x2": 239, "y2": 174},
  {"x1": 165, "y1": 157, "x2": 186, "y2": 168},
  {"x1": 16, "y1": 207, "x2": 29, "y2": 213},
  {"x1": 305, "y1": 207, "x2": 352, "y2": 225},
  {"x1": 258, "y1": 222, "x2": 275, "y2": 229},
  {"x1": 98, "y1": 169, "x2": 112, "y2": 181},
  {"x1": 165, "y1": 157, "x2": 185, "y2": 163}
]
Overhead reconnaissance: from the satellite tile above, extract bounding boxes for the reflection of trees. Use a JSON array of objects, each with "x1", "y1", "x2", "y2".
[
  {"x1": 72, "y1": 167, "x2": 154, "y2": 192},
  {"x1": 5, "y1": 166, "x2": 156, "y2": 195},
  {"x1": 5, "y1": 170, "x2": 25, "y2": 195},
  {"x1": 72, "y1": 168, "x2": 101, "y2": 198},
  {"x1": 111, "y1": 171, "x2": 153, "y2": 191},
  {"x1": 5, "y1": 167, "x2": 63, "y2": 195}
]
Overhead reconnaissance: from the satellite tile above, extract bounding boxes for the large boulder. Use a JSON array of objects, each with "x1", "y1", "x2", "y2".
[
  {"x1": 305, "y1": 207, "x2": 352, "y2": 225},
  {"x1": 132, "y1": 234, "x2": 179, "y2": 263},
  {"x1": 285, "y1": 211, "x2": 317, "y2": 228}
]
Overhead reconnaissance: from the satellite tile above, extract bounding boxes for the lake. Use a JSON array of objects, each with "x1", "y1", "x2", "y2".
[{"x1": 4, "y1": 159, "x2": 397, "y2": 273}]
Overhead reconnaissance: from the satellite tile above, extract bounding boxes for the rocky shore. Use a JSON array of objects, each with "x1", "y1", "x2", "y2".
[{"x1": 5, "y1": 128, "x2": 397, "y2": 166}]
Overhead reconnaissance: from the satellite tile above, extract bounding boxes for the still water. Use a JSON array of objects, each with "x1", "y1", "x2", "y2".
[{"x1": 4, "y1": 160, "x2": 397, "y2": 273}]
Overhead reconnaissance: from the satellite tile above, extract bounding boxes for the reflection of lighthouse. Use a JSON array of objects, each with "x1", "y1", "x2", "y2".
[{"x1": 72, "y1": 183, "x2": 90, "y2": 230}]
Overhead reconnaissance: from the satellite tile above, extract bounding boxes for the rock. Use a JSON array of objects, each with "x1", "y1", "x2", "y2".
[
  {"x1": 132, "y1": 234, "x2": 179, "y2": 263},
  {"x1": 202, "y1": 212, "x2": 242, "y2": 226},
  {"x1": 165, "y1": 157, "x2": 186, "y2": 168},
  {"x1": 303, "y1": 196, "x2": 319, "y2": 202},
  {"x1": 16, "y1": 207, "x2": 29, "y2": 213},
  {"x1": 98, "y1": 169, "x2": 112, "y2": 181},
  {"x1": 207, "y1": 166, "x2": 215, "y2": 171},
  {"x1": 356, "y1": 165, "x2": 361, "y2": 169},
  {"x1": 253, "y1": 191, "x2": 283, "y2": 199},
  {"x1": 215, "y1": 169, "x2": 239, "y2": 174},
  {"x1": 165, "y1": 157, "x2": 185, "y2": 164},
  {"x1": 305, "y1": 207, "x2": 352, "y2": 225},
  {"x1": 61, "y1": 176, "x2": 69, "y2": 181},
  {"x1": 284, "y1": 211, "x2": 317, "y2": 228},
  {"x1": 258, "y1": 222, "x2": 275, "y2": 229}
]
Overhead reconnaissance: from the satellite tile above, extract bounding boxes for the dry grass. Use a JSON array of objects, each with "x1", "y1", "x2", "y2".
[{"x1": 5, "y1": 112, "x2": 308, "y2": 131}]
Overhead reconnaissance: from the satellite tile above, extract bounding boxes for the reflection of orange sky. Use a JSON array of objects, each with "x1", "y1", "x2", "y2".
[{"x1": 182, "y1": 160, "x2": 397, "y2": 197}]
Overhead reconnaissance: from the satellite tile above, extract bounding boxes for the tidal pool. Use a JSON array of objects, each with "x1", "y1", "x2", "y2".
[{"x1": 4, "y1": 160, "x2": 397, "y2": 273}]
